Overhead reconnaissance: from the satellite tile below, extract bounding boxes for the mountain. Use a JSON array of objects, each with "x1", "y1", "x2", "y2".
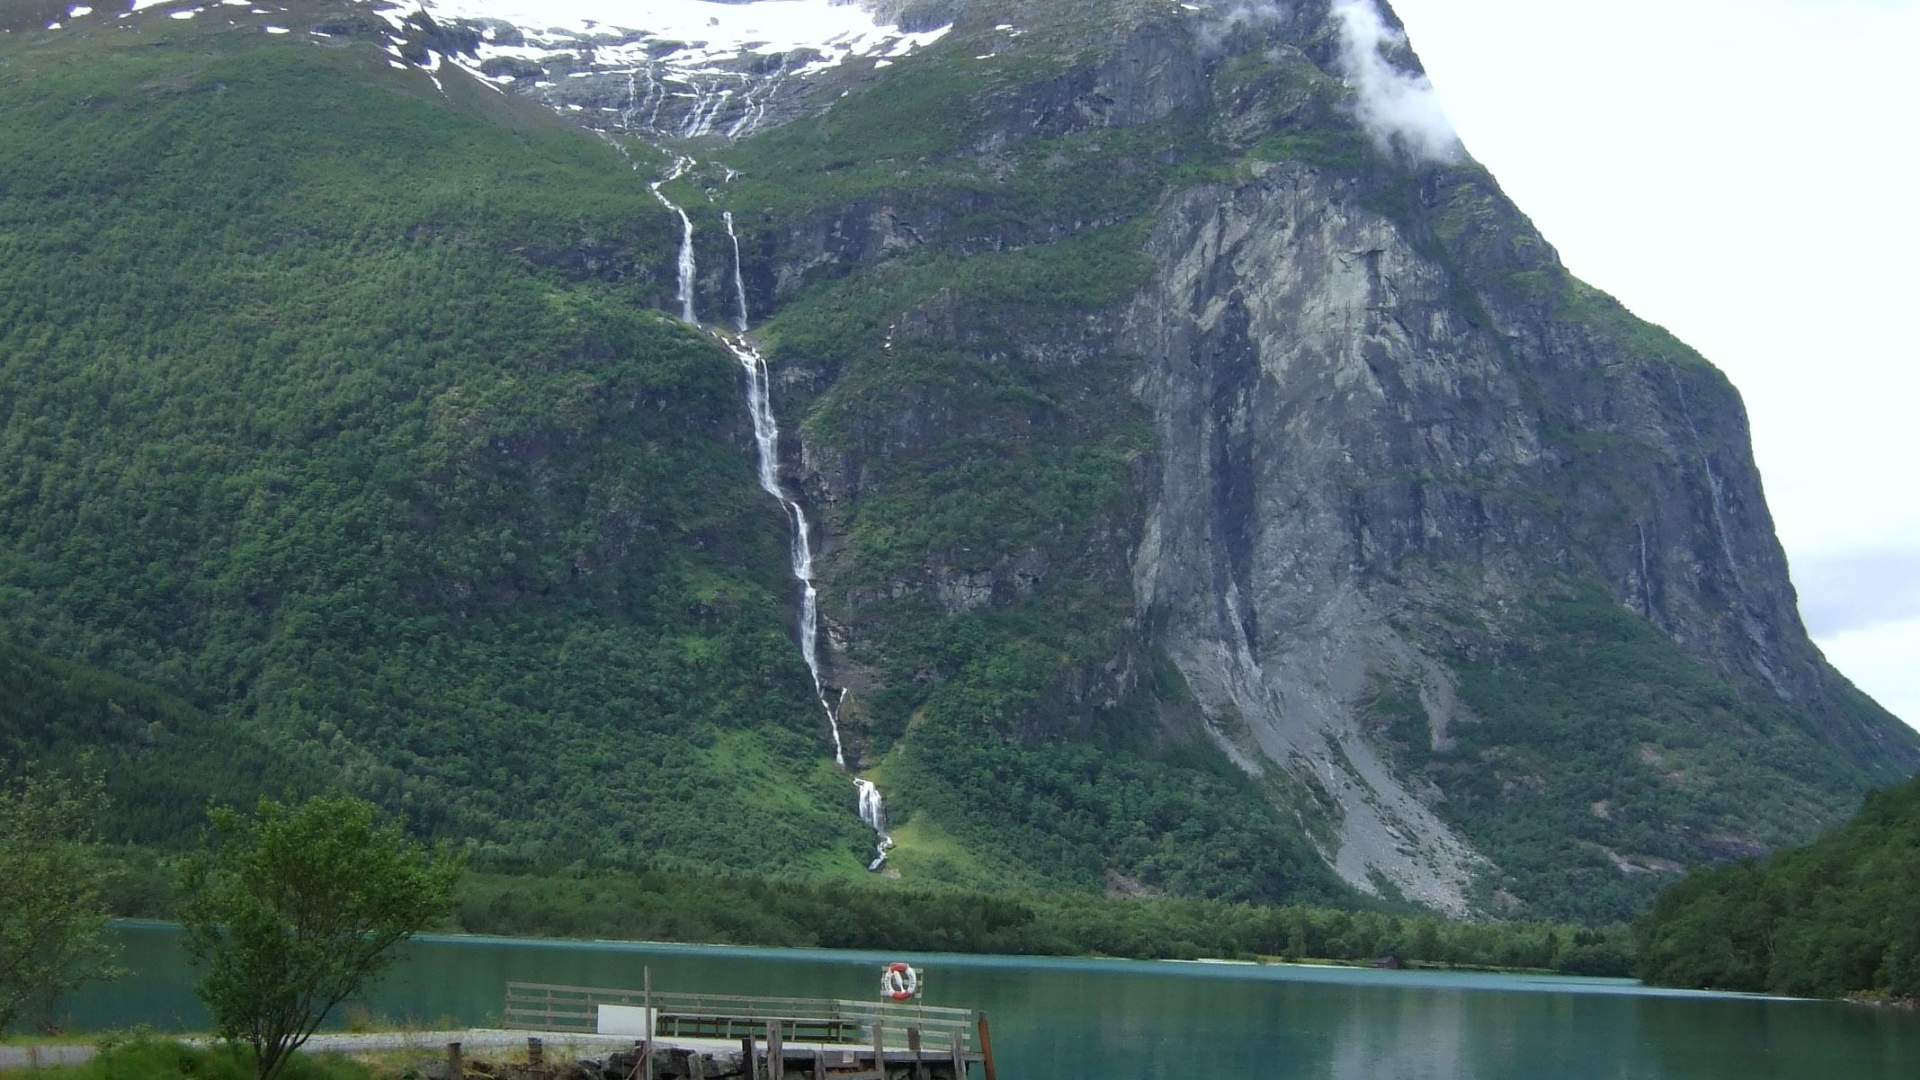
[{"x1": 1, "y1": 0, "x2": 1912, "y2": 923}]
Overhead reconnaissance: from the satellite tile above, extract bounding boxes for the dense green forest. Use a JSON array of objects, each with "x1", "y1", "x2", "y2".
[
  {"x1": 448, "y1": 869, "x2": 1632, "y2": 974},
  {"x1": 0, "y1": 642, "x2": 317, "y2": 843},
  {"x1": 88, "y1": 846, "x2": 1627, "y2": 976},
  {"x1": 0, "y1": 27, "x2": 872, "y2": 871},
  {"x1": 1634, "y1": 774, "x2": 1920, "y2": 1000}
]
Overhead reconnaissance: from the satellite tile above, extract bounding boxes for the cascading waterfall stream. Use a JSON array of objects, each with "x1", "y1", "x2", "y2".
[
  {"x1": 730, "y1": 339, "x2": 840, "y2": 759},
  {"x1": 647, "y1": 156, "x2": 697, "y2": 323},
  {"x1": 723, "y1": 333, "x2": 893, "y2": 871},
  {"x1": 724, "y1": 212, "x2": 749, "y2": 333},
  {"x1": 856, "y1": 779, "x2": 891, "y2": 872},
  {"x1": 653, "y1": 168, "x2": 893, "y2": 870}
]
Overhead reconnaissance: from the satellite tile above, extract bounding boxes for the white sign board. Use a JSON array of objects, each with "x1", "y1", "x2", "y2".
[{"x1": 596, "y1": 1004, "x2": 656, "y2": 1038}]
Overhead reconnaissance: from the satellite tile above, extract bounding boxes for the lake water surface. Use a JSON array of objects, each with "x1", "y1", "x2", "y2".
[{"x1": 59, "y1": 922, "x2": 1920, "y2": 1078}]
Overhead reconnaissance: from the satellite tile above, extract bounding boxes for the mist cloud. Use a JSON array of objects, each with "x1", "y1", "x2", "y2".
[{"x1": 1331, "y1": 0, "x2": 1461, "y2": 164}]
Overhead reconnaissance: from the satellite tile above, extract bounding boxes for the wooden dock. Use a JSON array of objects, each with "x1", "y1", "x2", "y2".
[{"x1": 500, "y1": 979, "x2": 997, "y2": 1080}]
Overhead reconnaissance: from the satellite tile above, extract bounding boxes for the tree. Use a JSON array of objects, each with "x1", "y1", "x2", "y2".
[
  {"x1": 0, "y1": 771, "x2": 119, "y2": 1033},
  {"x1": 180, "y1": 796, "x2": 461, "y2": 1080}
]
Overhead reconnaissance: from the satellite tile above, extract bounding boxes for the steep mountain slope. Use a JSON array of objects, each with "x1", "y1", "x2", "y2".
[
  {"x1": 1635, "y1": 773, "x2": 1920, "y2": 998},
  {"x1": 0, "y1": 6, "x2": 878, "y2": 873},
  {"x1": 2, "y1": 0, "x2": 1912, "y2": 922},
  {"x1": 690, "y1": 0, "x2": 1919, "y2": 918}
]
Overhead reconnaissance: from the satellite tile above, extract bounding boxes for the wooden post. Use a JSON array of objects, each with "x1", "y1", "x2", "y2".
[
  {"x1": 873, "y1": 1020, "x2": 885, "y2": 1080},
  {"x1": 644, "y1": 966, "x2": 654, "y2": 1039},
  {"x1": 975, "y1": 1014, "x2": 997, "y2": 1080},
  {"x1": 446, "y1": 1042, "x2": 464, "y2": 1080},
  {"x1": 948, "y1": 1032, "x2": 965, "y2": 1080},
  {"x1": 689, "y1": 1054, "x2": 706, "y2": 1080},
  {"x1": 907, "y1": 1028, "x2": 926, "y2": 1080},
  {"x1": 741, "y1": 1036, "x2": 757, "y2": 1080},
  {"x1": 639, "y1": 1039, "x2": 654, "y2": 1080},
  {"x1": 811, "y1": 1049, "x2": 826, "y2": 1080},
  {"x1": 527, "y1": 1038, "x2": 544, "y2": 1069},
  {"x1": 768, "y1": 1021, "x2": 785, "y2": 1080}
]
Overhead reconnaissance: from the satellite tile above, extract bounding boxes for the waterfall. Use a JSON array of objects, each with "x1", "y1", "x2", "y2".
[
  {"x1": 628, "y1": 137, "x2": 892, "y2": 870},
  {"x1": 681, "y1": 79, "x2": 737, "y2": 139},
  {"x1": 722, "y1": 222, "x2": 894, "y2": 871},
  {"x1": 728, "y1": 338, "x2": 846, "y2": 760},
  {"x1": 1636, "y1": 522, "x2": 1655, "y2": 621},
  {"x1": 856, "y1": 779, "x2": 895, "y2": 871},
  {"x1": 724, "y1": 212, "x2": 749, "y2": 333},
  {"x1": 1668, "y1": 369, "x2": 1748, "y2": 597},
  {"x1": 643, "y1": 68, "x2": 666, "y2": 131},
  {"x1": 725, "y1": 64, "x2": 785, "y2": 140},
  {"x1": 647, "y1": 156, "x2": 697, "y2": 324}
]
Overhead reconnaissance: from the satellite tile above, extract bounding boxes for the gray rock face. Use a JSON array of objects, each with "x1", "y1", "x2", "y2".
[
  {"x1": 1125, "y1": 165, "x2": 1522, "y2": 910},
  {"x1": 1116, "y1": 151, "x2": 1916, "y2": 908}
]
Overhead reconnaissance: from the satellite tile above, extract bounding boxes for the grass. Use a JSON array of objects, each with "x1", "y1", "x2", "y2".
[
  {"x1": 1, "y1": 1033, "x2": 111, "y2": 1047},
  {"x1": 0, "y1": 1040, "x2": 370, "y2": 1080},
  {"x1": 878, "y1": 816, "x2": 1003, "y2": 888},
  {"x1": 1249, "y1": 130, "x2": 1374, "y2": 172}
]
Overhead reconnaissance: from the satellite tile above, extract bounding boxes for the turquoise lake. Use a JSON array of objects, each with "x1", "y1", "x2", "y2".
[{"x1": 53, "y1": 922, "x2": 1920, "y2": 1078}]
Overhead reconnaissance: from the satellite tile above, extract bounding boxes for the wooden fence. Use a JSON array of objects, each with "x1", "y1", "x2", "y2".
[{"x1": 502, "y1": 981, "x2": 980, "y2": 1052}]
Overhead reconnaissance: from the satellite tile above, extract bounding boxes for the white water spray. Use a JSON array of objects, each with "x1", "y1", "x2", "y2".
[
  {"x1": 730, "y1": 339, "x2": 838, "y2": 748},
  {"x1": 723, "y1": 211, "x2": 749, "y2": 333},
  {"x1": 856, "y1": 779, "x2": 894, "y2": 871},
  {"x1": 647, "y1": 156, "x2": 697, "y2": 323}
]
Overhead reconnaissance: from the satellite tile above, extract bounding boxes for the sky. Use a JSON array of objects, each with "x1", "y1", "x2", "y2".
[{"x1": 1385, "y1": 0, "x2": 1920, "y2": 730}]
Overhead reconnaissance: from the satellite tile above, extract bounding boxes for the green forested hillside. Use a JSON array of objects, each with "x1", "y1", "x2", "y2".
[
  {"x1": 1634, "y1": 776, "x2": 1920, "y2": 999},
  {"x1": 0, "y1": 641, "x2": 317, "y2": 842},
  {"x1": 0, "y1": 23, "x2": 873, "y2": 870}
]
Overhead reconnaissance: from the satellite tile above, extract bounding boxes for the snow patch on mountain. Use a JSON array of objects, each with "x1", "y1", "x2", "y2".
[
  {"x1": 423, "y1": 0, "x2": 947, "y2": 72},
  {"x1": 363, "y1": 0, "x2": 950, "y2": 140}
]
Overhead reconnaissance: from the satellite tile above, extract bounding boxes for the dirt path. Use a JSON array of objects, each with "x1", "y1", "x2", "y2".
[{"x1": 0, "y1": 1029, "x2": 638, "y2": 1071}]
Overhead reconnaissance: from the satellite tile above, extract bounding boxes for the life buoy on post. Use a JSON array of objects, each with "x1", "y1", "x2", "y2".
[{"x1": 880, "y1": 962, "x2": 920, "y2": 1002}]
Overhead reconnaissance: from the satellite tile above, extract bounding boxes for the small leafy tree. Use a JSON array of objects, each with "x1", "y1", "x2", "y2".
[
  {"x1": 0, "y1": 771, "x2": 120, "y2": 1033},
  {"x1": 180, "y1": 796, "x2": 460, "y2": 1080}
]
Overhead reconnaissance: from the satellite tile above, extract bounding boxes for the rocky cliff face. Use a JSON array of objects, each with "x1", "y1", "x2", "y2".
[
  {"x1": 707, "y1": 0, "x2": 1918, "y2": 916},
  {"x1": 1121, "y1": 157, "x2": 1902, "y2": 913}
]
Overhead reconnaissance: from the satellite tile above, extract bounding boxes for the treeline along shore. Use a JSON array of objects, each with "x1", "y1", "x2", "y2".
[{"x1": 95, "y1": 852, "x2": 1631, "y2": 976}]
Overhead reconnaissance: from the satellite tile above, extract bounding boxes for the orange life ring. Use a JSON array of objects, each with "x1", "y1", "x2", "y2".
[{"x1": 881, "y1": 962, "x2": 919, "y2": 1001}]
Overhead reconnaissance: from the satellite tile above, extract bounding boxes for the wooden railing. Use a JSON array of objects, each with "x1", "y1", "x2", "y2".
[{"x1": 502, "y1": 981, "x2": 978, "y2": 1052}]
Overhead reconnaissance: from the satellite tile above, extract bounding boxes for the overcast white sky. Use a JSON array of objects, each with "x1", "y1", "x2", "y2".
[{"x1": 1386, "y1": 0, "x2": 1920, "y2": 731}]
